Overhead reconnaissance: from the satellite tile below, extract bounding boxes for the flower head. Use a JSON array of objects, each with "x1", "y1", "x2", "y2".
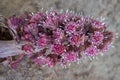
[
  {"x1": 65, "y1": 22, "x2": 78, "y2": 34},
  {"x1": 91, "y1": 19, "x2": 106, "y2": 29},
  {"x1": 53, "y1": 28, "x2": 64, "y2": 42},
  {"x1": 90, "y1": 31, "x2": 104, "y2": 45},
  {"x1": 85, "y1": 45, "x2": 99, "y2": 56},
  {"x1": 69, "y1": 34, "x2": 84, "y2": 47},
  {"x1": 8, "y1": 16, "x2": 21, "y2": 29},
  {"x1": 36, "y1": 34, "x2": 49, "y2": 47},
  {"x1": 5, "y1": 10, "x2": 114, "y2": 68},
  {"x1": 22, "y1": 44, "x2": 34, "y2": 53},
  {"x1": 62, "y1": 52, "x2": 78, "y2": 62},
  {"x1": 30, "y1": 12, "x2": 46, "y2": 22},
  {"x1": 51, "y1": 43, "x2": 66, "y2": 55},
  {"x1": 43, "y1": 11, "x2": 58, "y2": 29},
  {"x1": 33, "y1": 56, "x2": 50, "y2": 66},
  {"x1": 21, "y1": 33, "x2": 34, "y2": 42}
]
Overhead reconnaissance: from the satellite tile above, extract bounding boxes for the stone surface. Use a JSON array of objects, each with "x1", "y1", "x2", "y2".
[{"x1": 0, "y1": 0, "x2": 120, "y2": 80}]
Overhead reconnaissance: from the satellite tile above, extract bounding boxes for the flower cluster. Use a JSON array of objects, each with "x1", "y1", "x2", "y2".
[{"x1": 4, "y1": 10, "x2": 114, "y2": 68}]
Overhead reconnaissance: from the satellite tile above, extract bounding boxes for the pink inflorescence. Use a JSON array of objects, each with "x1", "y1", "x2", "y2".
[{"x1": 6, "y1": 10, "x2": 114, "y2": 68}]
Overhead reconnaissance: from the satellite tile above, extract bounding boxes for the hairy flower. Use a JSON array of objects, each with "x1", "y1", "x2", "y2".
[
  {"x1": 85, "y1": 45, "x2": 99, "y2": 56},
  {"x1": 30, "y1": 12, "x2": 45, "y2": 22},
  {"x1": 68, "y1": 34, "x2": 84, "y2": 47},
  {"x1": 22, "y1": 44, "x2": 34, "y2": 53},
  {"x1": 8, "y1": 16, "x2": 21, "y2": 29},
  {"x1": 36, "y1": 34, "x2": 49, "y2": 47},
  {"x1": 43, "y1": 11, "x2": 58, "y2": 29},
  {"x1": 33, "y1": 56, "x2": 49, "y2": 66},
  {"x1": 26, "y1": 23, "x2": 37, "y2": 32},
  {"x1": 21, "y1": 33, "x2": 34, "y2": 42},
  {"x1": 91, "y1": 19, "x2": 106, "y2": 29},
  {"x1": 53, "y1": 28, "x2": 64, "y2": 42},
  {"x1": 65, "y1": 22, "x2": 78, "y2": 34},
  {"x1": 62, "y1": 52, "x2": 78, "y2": 62},
  {"x1": 51, "y1": 43, "x2": 66, "y2": 55},
  {"x1": 1, "y1": 10, "x2": 114, "y2": 68},
  {"x1": 90, "y1": 31, "x2": 104, "y2": 45}
]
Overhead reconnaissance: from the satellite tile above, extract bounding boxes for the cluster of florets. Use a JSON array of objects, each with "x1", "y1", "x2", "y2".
[{"x1": 7, "y1": 10, "x2": 114, "y2": 67}]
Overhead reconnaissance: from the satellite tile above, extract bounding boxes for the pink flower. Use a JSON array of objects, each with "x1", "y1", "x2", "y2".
[
  {"x1": 69, "y1": 34, "x2": 84, "y2": 47},
  {"x1": 21, "y1": 33, "x2": 34, "y2": 42},
  {"x1": 65, "y1": 22, "x2": 78, "y2": 34},
  {"x1": 43, "y1": 11, "x2": 58, "y2": 29},
  {"x1": 51, "y1": 43, "x2": 66, "y2": 55},
  {"x1": 47, "y1": 54, "x2": 58, "y2": 67},
  {"x1": 99, "y1": 42, "x2": 111, "y2": 53},
  {"x1": 33, "y1": 56, "x2": 50, "y2": 66},
  {"x1": 85, "y1": 45, "x2": 99, "y2": 56},
  {"x1": 91, "y1": 19, "x2": 106, "y2": 29},
  {"x1": 53, "y1": 28, "x2": 64, "y2": 42},
  {"x1": 36, "y1": 34, "x2": 49, "y2": 47},
  {"x1": 5, "y1": 10, "x2": 114, "y2": 68},
  {"x1": 58, "y1": 12, "x2": 73, "y2": 22},
  {"x1": 63, "y1": 52, "x2": 78, "y2": 62},
  {"x1": 8, "y1": 16, "x2": 21, "y2": 29},
  {"x1": 30, "y1": 12, "x2": 45, "y2": 22},
  {"x1": 90, "y1": 31, "x2": 104, "y2": 45},
  {"x1": 22, "y1": 44, "x2": 34, "y2": 53},
  {"x1": 23, "y1": 22, "x2": 37, "y2": 33}
]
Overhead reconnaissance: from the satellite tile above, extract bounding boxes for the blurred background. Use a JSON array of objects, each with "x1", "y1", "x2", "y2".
[{"x1": 0, "y1": 0, "x2": 120, "y2": 80}]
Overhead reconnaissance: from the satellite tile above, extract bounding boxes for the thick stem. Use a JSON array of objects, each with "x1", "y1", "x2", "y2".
[{"x1": 0, "y1": 40, "x2": 24, "y2": 58}]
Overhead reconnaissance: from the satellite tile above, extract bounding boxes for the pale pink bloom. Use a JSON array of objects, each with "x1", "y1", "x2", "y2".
[
  {"x1": 30, "y1": 12, "x2": 45, "y2": 22},
  {"x1": 8, "y1": 16, "x2": 21, "y2": 29},
  {"x1": 63, "y1": 52, "x2": 78, "y2": 62},
  {"x1": 43, "y1": 11, "x2": 58, "y2": 29},
  {"x1": 65, "y1": 22, "x2": 78, "y2": 34},
  {"x1": 69, "y1": 34, "x2": 84, "y2": 47},
  {"x1": 53, "y1": 28, "x2": 64, "y2": 42},
  {"x1": 90, "y1": 31, "x2": 104, "y2": 45},
  {"x1": 21, "y1": 33, "x2": 34, "y2": 42},
  {"x1": 22, "y1": 44, "x2": 34, "y2": 53},
  {"x1": 33, "y1": 56, "x2": 50, "y2": 66},
  {"x1": 85, "y1": 45, "x2": 99, "y2": 56},
  {"x1": 51, "y1": 43, "x2": 66, "y2": 55},
  {"x1": 36, "y1": 34, "x2": 49, "y2": 47},
  {"x1": 91, "y1": 19, "x2": 106, "y2": 29}
]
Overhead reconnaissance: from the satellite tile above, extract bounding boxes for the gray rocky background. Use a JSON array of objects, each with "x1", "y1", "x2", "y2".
[{"x1": 0, "y1": 0, "x2": 120, "y2": 80}]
